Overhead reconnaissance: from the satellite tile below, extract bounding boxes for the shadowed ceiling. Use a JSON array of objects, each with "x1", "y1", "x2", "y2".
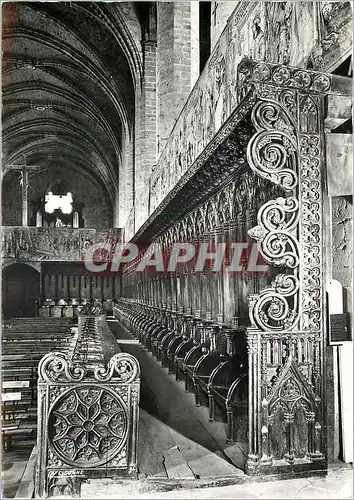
[{"x1": 2, "y1": 2, "x2": 143, "y2": 203}]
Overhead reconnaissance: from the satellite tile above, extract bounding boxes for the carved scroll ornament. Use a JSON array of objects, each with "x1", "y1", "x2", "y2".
[
  {"x1": 38, "y1": 352, "x2": 85, "y2": 384},
  {"x1": 94, "y1": 353, "x2": 140, "y2": 384},
  {"x1": 248, "y1": 196, "x2": 299, "y2": 268},
  {"x1": 240, "y1": 57, "x2": 331, "y2": 471},
  {"x1": 247, "y1": 100, "x2": 298, "y2": 191},
  {"x1": 248, "y1": 274, "x2": 299, "y2": 332},
  {"x1": 247, "y1": 96, "x2": 300, "y2": 334}
]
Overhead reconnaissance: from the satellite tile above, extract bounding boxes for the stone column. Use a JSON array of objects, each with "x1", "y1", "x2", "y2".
[
  {"x1": 157, "y1": 2, "x2": 199, "y2": 154},
  {"x1": 135, "y1": 38, "x2": 157, "y2": 227},
  {"x1": 21, "y1": 168, "x2": 28, "y2": 226}
]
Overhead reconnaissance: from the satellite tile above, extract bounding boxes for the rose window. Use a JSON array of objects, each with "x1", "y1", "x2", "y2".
[{"x1": 48, "y1": 386, "x2": 127, "y2": 467}]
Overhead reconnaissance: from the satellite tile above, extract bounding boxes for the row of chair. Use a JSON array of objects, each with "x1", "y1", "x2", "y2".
[
  {"x1": 2, "y1": 318, "x2": 76, "y2": 451},
  {"x1": 114, "y1": 299, "x2": 249, "y2": 442}
]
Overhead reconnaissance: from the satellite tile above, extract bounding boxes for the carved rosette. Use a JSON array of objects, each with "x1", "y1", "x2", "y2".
[
  {"x1": 238, "y1": 58, "x2": 331, "y2": 96},
  {"x1": 36, "y1": 348, "x2": 140, "y2": 498},
  {"x1": 48, "y1": 386, "x2": 128, "y2": 468}
]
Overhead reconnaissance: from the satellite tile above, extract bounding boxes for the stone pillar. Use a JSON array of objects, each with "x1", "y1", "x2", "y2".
[
  {"x1": 118, "y1": 135, "x2": 134, "y2": 229},
  {"x1": 157, "y1": 2, "x2": 199, "y2": 154},
  {"x1": 21, "y1": 168, "x2": 28, "y2": 226},
  {"x1": 135, "y1": 37, "x2": 158, "y2": 228}
]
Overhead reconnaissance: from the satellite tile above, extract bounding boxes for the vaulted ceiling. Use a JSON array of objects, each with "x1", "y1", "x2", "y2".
[{"x1": 2, "y1": 2, "x2": 143, "y2": 202}]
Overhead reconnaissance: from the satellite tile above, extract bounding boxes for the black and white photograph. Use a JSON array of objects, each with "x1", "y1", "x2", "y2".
[{"x1": 1, "y1": 1, "x2": 353, "y2": 498}]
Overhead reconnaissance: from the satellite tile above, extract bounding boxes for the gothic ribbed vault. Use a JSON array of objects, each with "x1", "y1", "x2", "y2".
[{"x1": 2, "y1": 1, "x2": 143, "y2": 204}]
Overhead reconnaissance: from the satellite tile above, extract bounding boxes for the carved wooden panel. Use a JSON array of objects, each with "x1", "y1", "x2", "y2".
[
  {"x1": 48, "y1": 386, "x2": 128, "y2": 467},
  {"x1": 122, "y1": 169, "x2": 281, "y2": 327},
  {"x1": 120, "y1": 58, "x2": 351, "y2": 477},
  {"x1": 237, "y1": 58, "x2": 339, "y2": 474},
  {"x1": 35, "y1": 326, "x2": 140, "y2": 498},
  {"x1": 2, "y1": 227, "x2": 122, "y2": 262}
]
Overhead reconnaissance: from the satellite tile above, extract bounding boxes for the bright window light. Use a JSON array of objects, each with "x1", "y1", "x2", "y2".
[{"x1": 45, "y1": 192, "x2": 73, "y2": 214}]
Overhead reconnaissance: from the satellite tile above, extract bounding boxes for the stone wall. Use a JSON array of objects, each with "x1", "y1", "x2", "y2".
[
  {"x1": 210, "y1": 1, "x2": 238, "y2": 51},
  {"x1": 142, "y1": 1, "x2": 352, "y2": 230},
  {"x1": 133, "y1": 2, "x2": 201, "y2": 232},
  {"x1": 134, "y1": 39, "x2": 157, "y2": 230},
  {"x1": 332, "y1": 196, "x2": 353, "y2": 290},
  {"x1": 124, "y1": 208, "x2": 135, "y2": 244},
  {"x1": 1, "y1": 175, "x2": 22, "y2": 226},
  {"x1": 2, "y1": 227, "x2": 122, "y2": 262},
  {"x1": 156, "y1": 2, "x2": 199, "y2": 154},
  {"x1": 2, "y1": 167, "x2": 113, "y2": 228}
]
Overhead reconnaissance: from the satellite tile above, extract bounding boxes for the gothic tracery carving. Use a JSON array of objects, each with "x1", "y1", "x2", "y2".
[{"x1": 49, "y1": 386, "x2": 128, "y2": 467}]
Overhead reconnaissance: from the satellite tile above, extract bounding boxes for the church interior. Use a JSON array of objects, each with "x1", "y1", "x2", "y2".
[{"x1": 1, "y1": 2, "x2": 353, "y2": 498}]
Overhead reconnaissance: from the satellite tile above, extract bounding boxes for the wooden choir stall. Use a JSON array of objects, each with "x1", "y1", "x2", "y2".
[{"x1": 114, "y1": 58, "x2": 352, "y2": 477}]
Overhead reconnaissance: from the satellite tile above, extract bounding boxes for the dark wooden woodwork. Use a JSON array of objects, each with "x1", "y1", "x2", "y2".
[
  {"x1": 35, "y1": 315, "x2": 140, "y2": 498},
  {"x1": 116, "y1": 59, "x2": 352, "y2": 477}
]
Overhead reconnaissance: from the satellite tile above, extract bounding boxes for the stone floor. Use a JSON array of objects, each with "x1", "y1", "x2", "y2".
[
  {"x1": 108, "y1": 319, "x2": 247, "y2": 477},
  {"x1": 81, "y1": 466, "x2": 353, "y2": 498},
  {"x1": 2, "y1": 444, "x2": 34, "y2": 498}
]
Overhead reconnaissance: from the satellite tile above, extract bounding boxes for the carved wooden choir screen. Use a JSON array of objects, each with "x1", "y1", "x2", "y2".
[
  {"x1": 122, "y1": 170, "x2": 282, "y2": 327},
  {"x1": 35, "y1": 317, "x2": 140, "y2": 498},
  {"x1": 120, "y1": 58, "x2": 350, "y2": 474},
  {"x1": 238, "y1": 59, "x2": 329, "y2": 473}
]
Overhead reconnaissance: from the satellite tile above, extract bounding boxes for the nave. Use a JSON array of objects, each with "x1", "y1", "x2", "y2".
[{"x1": 2, "y1": 2, "x2": 353, "y2": 495}]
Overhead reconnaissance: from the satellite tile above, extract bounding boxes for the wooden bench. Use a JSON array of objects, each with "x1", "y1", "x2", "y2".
[
  {"x1": 174, "y1": 338, "x2": 199, "y2": 381},
  {"x1": 142, "y1": 321, "x2": 160, "y2": 349},
  {"x1": 172, "y1": 319, "x2": 203, "y2": 382},
  {"x1": 166, "y1": 332, "x2": 187, "y2": 373},
  {"x1": 193, "y1": 351, "x2": 224, "y2": 406},
  {"x1": 182, "y1": 326, "x2": 224, "y2": 396},
  {"x1": 140, "y1": 318, "x2": 159, "y2": 347},
  {"x1": 114, "y1": 300, "x2": 251, "y2": 446},
  {"x1": 186, "y1": 328, "x2": 249, "y2": 441},
  {"x1": 2, "y1": 317, "x2": 75, "y2": 451},
  {"x1": 158, "y1": 328, "x2": 180, "y2": 367},
  {"x1": 139, "y1": 318, "x2": 158, "y2": 346},
  {"x1": 151, "y1": 325, "x2": 171, "y2": 360},
  {"x1": 2, "y1": 381, "x2": 37, "y2": 451}
]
